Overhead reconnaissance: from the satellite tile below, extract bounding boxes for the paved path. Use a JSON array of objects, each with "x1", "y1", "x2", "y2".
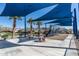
[{"x1": 0, "y1": 34, "x2": 79, "y2": 56}]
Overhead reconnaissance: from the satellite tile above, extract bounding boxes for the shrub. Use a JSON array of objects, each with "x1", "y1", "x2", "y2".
[{"x1": 1, "y1": 34, "x2": 9, "y2": 39}]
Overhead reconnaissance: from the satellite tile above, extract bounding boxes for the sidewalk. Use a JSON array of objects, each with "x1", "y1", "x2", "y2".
[
  {"x1": 0, "y1": 34, "x2": 79, "y2": 56},
  {"x1": 17, "y1": 34, "x2": 73, "y2": 48}
]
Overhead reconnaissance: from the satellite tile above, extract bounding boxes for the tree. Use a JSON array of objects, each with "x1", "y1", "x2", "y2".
[
  {"x1": 27, "y1": 18, "x2": 33, "y2": 36},
  {"x1": 34, "y1": 21, "x2": 42, "y2": 37},
  {"x1": 9, "y1": 16, "x2": 21, "y2": 39}
]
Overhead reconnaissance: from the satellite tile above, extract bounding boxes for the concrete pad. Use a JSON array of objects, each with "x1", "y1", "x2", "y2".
[
  {"x1": 0, "y1": 34, "x2": 77, "y2": 56},
  {"x1": 0, "y1": 46, "x2": 66, "y2": 56},
  {"x1": 0, "y1": 46, "x2": 43, "y2": 56},
  {"x1": 18, "y1": 34, "x2": 73, "y2": 48},
  {"x1": 66, "y1": 50, "x2": 79, "y2": 56},
  {"x1": 70, "y1": 38, "x2": 79, "y2": 49}
]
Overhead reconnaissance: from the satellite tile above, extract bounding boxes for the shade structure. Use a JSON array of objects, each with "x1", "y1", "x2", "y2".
[
  {"x1": 0, "y1": 3, "x2": 55, "y2": 16},
  {"x1": 32, "y1": 3, "x2": 72, "y2": 21},
  {"x1": 78, "y1": 3, "x2": 79, "y2": 10},
  {"x1": 45, "y1": 19, "x2": 72, "y2": 26}
]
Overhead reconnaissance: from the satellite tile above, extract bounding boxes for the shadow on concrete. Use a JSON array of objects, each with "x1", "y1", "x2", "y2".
[
  {"x1": 0, "y1": 40, "x2": 19, "y2": 49},
  {"x1": 18, "y1": 37, "x2": 35, "y2": 43},
  {"x1": 0, "y1": 37, "x2": 35, "y2": 49}
]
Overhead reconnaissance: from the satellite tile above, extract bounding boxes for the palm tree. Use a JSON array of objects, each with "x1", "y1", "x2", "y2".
[
  {"x1": 27, "y1": 18, "x2": 33, "y2": 36},
  {"x1": 9, "y1": 16, "x2": 21, "y2": 39},
  {"x1": 34, "y1": 21, "x2": 42, "y2": 37}
]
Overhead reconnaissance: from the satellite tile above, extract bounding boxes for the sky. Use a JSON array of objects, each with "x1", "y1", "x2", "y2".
[{"x1": 0, "y1": 3, "x2": 78, "y2": 30}]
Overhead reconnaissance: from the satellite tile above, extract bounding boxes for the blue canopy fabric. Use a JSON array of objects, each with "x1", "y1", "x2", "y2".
[
  {"x1": 33, "y1": 3, "x2": 72, "y2": 21},
  {"x1": 78, "y1": 3, "x2": 79, "y2": 10},
  {"x1": 45, "y1": 19, "x2": 72, "y2": 26},
  {"x1": 0, "y1": 3, "x2": 55, "y2": 16},
  {"x1": 32, "y1": 3, "x2": 72, "y2": 26},
  {"x1": 0, "y1": 3, "x2": 73, "y2": 26}
]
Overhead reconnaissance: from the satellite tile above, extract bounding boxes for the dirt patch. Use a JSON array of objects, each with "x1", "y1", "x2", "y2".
[{"x1": 46, "y1": 34, "x2": 68, "y2": 41}]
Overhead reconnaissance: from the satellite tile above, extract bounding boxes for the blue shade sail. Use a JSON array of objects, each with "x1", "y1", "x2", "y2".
[
  {"x1": 33, "y1": 3, "x2": 72, "y2": 21},
  {"x1": 0, "y1": 3, "x2": 55, "y2": 16},
  {"x1": 45, "y1": 19, "x2": 72, "y2": 26},
  {"x1": 78, "y1": 3, "x2": 79, "y2": 10}
]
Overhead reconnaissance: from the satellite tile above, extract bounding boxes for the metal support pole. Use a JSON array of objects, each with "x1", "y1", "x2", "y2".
[
  {"x1": 24, "y1": 16, "x2": 26, "y2": 37},
  {"x1": 45, "y1": 23, "x2": 47, "y2": 31},
  {"x1": 73, "y1": 8, "x2": 78, "y2": 39}
]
